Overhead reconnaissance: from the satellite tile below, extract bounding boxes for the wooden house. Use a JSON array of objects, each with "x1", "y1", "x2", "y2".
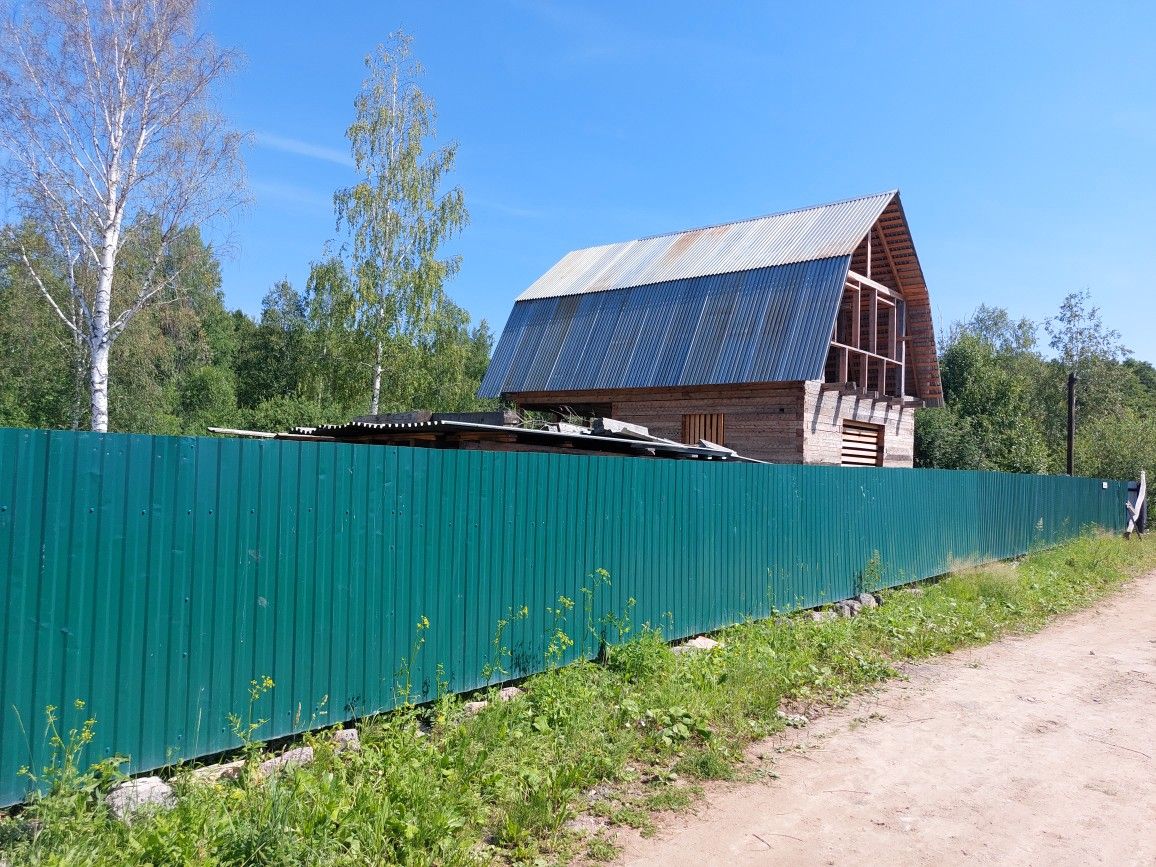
[{"x1": 478, "y1": 191, "x2": 943, "y2": 467}]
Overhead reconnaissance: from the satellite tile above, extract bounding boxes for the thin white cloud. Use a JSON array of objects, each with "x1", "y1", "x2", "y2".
[
  {"x1": 254, "y1": 132, "x2": 354, "y2": 168},
  {"x1": 251, "y1": 179, "x2": 332, "y2": 210},
  {"x1": 504, "y1": 0, "x2": 762, "y2": 68},
  {"x1": 472, "y1": 196, "x2": 546, "y2": 220}
]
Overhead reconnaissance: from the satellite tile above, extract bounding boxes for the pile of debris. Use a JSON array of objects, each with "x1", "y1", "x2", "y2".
[
  {"x1": 809, "y1": 592, "x2": 883, "y2": 621},
  {"x1": 211, "y1": 411, "x2": 764, "y2": 463}
]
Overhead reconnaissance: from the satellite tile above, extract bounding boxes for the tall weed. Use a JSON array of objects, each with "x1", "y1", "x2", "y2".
[{"x1": 3, "y1": 533, "x2": 1153, "y2": 865}]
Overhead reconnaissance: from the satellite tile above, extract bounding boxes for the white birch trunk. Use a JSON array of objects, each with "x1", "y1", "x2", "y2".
[
  {"x1": 88, "y1": 333, "x2": 110, "y2": 432},
  {"x1": 89, "y1": 152, "x2": 121, "y2": 431},
  {"x1": 370, "y1": 340, "x2": 383, "y2": 415}
]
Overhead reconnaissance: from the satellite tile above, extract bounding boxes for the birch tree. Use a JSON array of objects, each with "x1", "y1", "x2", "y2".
[
  {"x1": 0, "y1": 0, "x2": 244, "y2": 431},
  {"x1": 334, "y1": 32, "x2": 467, "y2": 415}
]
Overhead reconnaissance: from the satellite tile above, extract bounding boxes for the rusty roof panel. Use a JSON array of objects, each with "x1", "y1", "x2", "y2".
[{"x1": 518, "y1": 192, "x2": 894, "y2": 301}]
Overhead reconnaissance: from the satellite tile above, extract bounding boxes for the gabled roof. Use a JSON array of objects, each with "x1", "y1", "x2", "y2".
[
  {"x1": 480, "y1": 191, "x2": 942, "y2": 404},
  {"x1": 518, "y1": 191, "x2": 894, "y2": 301}
]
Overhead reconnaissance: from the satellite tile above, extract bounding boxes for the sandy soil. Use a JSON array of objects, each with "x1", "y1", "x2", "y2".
[{"x1": 617, "y1": 570, "x2": 1156, "y2": 867}]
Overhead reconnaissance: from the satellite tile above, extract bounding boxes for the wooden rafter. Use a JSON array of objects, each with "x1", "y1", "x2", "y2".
[
  {"x1": 851, "y1": 284, "x2": 861, "y2": 348},
  {"x1": 871, "y1": 224, "x2": 905, "y2": 297},
  {"x1": 847, "y1": 195, "x2": 940, "y2": 406},
  {"x1": 846, "y1": 270, "x2": 901, "y2": 301}
]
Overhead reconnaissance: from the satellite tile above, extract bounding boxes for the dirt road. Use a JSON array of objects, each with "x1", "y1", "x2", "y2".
[{"x1": 618, "y1": 570, "x2": 1156, "y2": 866}]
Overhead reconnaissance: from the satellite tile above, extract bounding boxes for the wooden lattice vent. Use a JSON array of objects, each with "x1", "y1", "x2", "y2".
[
  {"x1": 682, "y1": 413, "x2": 725, "y2": 446},
  {"x1": 841, "y1": 421, "x2": 883, "y2": 467}
]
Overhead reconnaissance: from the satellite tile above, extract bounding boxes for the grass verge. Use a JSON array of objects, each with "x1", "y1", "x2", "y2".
[{"x1": 3, "y1": 532, "x2": 1154, "y2": 866}]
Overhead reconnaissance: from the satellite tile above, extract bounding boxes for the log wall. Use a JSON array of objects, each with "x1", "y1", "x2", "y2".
[{"x1": 511, "y1": 381, "x2": 916, "y2": 467}]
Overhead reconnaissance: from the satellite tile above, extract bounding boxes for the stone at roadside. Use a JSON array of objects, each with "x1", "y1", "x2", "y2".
[
  {"x1": 903, "y1": 586, "x2": 924, "y2": 596},
  {"x1": 258, "y1": 746, "x2": 314, "y2": 777},
  {"x1": 673, "y1": 635, "x2": 720, "y2": 654},
  {"x1": 498, "y1": 686, "x2": 524, "y2": 701},
  {"x1": 464, "y1": 700, "x2": 488, "y2": 715},
  {"x1": 776, "y1": 710, "x2": 809, "y2": 727},
  {"x1": 105, "y1": 776, "x2": 176, "y2": 822},
  {"x1": 837, "y1": 600, "x2": 865, "y2": 617},
  {"x1": 810, "y1": 609, "x2": 837, "y2": 622},
  {"x1": 564, "y1": 815, "x2": 609, "y2": 834},
  {"x1": 190, "y1": 759, "x2": 245, "y2": 784},
  {"x1": 857, "y1": 592, "x2": 878, "y2": 609},
  {"x1": 333, "y1": 728, "x2": 360, "y2": 753},
  {"x1": 584, "y1": 783, "x2": 614, "y2": 803}
]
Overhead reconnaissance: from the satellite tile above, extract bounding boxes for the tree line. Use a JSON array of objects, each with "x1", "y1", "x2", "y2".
[
  {"x1": 916, "y1": 290, "x2": 1155, "y2": 484},
  {"x1": 0, "y1": 224, "x2": 493, "y2": 434},
  {"x1": 0, "y1": 3, "x2": 488, "y2": 435}
]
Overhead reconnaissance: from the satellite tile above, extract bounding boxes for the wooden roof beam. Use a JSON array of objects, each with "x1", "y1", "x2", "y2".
[
  {"x1": 846, "y1": 270, "x2": 902, "y2": 301},
  {"x1": 870, "y1": 222, "x2": 905, "y2": 297}
]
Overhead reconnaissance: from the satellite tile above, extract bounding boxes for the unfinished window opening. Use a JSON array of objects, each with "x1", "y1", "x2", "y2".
[
  {"x1": 841, "y1": 421, "x2": 883, "y2": 467},
  {"x1": 682, "y1": 413, "x2": 725, "y2": 446},
  {"x1": 824, "y1": 267, "x2": 908, "y2": 399}
]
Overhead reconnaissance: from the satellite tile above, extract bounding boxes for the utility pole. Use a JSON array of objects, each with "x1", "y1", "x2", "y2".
[{"x1": 1066, "y1": 372, "x2": 1077, "y2": 476}]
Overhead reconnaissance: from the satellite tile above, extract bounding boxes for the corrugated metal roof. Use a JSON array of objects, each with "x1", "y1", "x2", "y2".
[
  {"x1": 479, "y1": 256, "x2": 850, "y2": 397},
  {"x1": 518, "y1": 191, "x2": 894, "y2": 301}
]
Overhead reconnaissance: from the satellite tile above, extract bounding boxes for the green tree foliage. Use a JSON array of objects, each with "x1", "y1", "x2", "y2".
[
  {"x1": 0, "y1": 30, "x2": 492, "y2": 437},
  {"x1": 0, "y1": 0, "x2": 244, "y2": 431},
  {"x1": 917, "y1": 294, "x2": 1155, "y2": 487},
  {"x1": 1044, "y1": 289, "x2": 1129, "y2": 375},
  {"x1": 917, "y1": 308, "x2": 1052, "y2": 473},
  {"x1": 0, "y1": 224, "x2": 82, "y2": 428},
  {"x1": 299, "y1": 255, "x2": 375, "y2": 413},
  {"x1": 176, "y1": 366, "x2": 238, "y2": 435},
  {"x1": 234, "y1": 281, "x2": 311, "y2": 411},
  {"x1": 0, "y1": 208, "x2": 494, "y2": 436},
  {"x1": 334, "y1": 31, "x2": 468, "y2": 413},
  {"x1": 0, "y1": 219, "x2": 494, "y2": 435},
  {"x1": 107, "y1": 225, "x2": 233, "y2": 434}
]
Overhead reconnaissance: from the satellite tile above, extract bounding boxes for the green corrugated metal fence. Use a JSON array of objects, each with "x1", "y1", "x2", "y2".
[{"x1": 0, "y1": 428, "x2": 1130, "y2": 806}]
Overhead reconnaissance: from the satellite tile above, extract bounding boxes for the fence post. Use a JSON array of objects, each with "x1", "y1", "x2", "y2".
[{"x1": 1066, "y1": 372, "x2": 1077, "y2": 476}]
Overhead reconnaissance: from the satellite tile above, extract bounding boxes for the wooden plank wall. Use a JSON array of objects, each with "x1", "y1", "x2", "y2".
[
  {"x1": 510, "y1": 382, "x2": 915, "y2": 467},
  {"x1": 610, "y1": 385, "x2": 805, "y2": 464},
  {"x1": 510, "y1": 384, "x2": 808, "y2": 464}
]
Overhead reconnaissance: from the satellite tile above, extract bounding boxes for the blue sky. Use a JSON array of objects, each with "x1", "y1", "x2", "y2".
[{"x1": 204, "y1": 1, "x2": 1156, "y2": 362}]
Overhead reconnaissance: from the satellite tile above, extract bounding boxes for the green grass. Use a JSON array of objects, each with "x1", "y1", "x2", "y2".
[{"x1": 4, "y1": 533, "x2": 1154, "y2": 866}]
